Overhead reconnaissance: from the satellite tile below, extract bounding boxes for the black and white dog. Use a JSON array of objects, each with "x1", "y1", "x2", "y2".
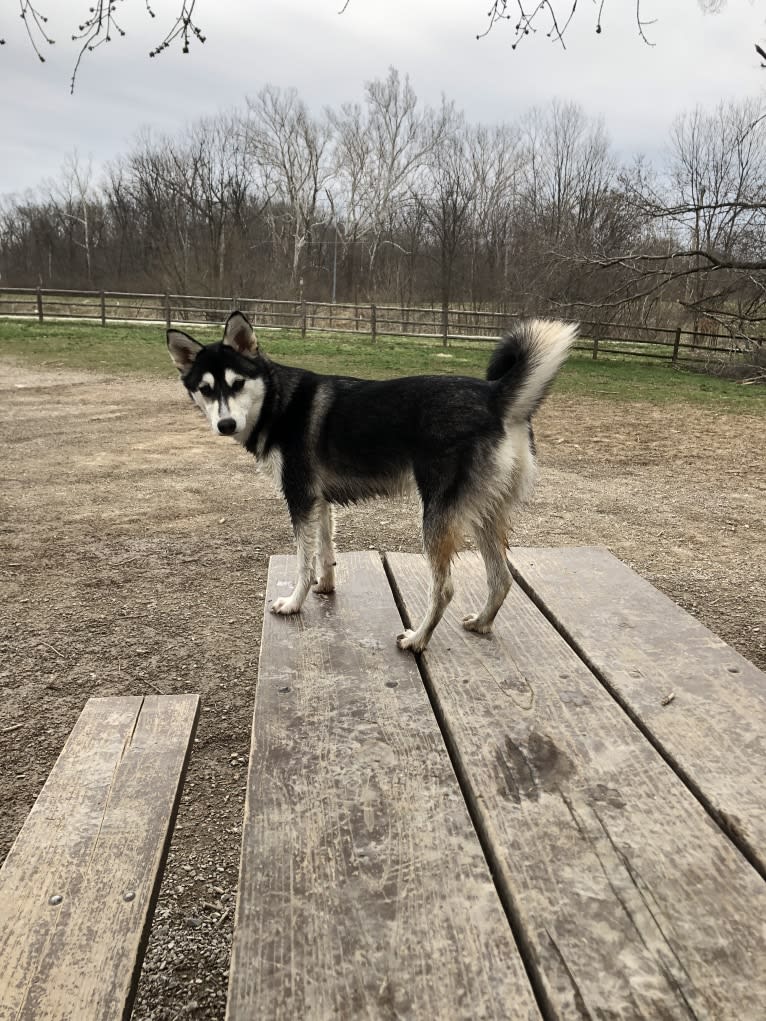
[{"x1": 167, "y1": 312, "x2": 576, "y2": 652}]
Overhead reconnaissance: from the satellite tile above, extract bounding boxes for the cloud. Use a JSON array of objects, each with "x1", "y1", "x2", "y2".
[{"x1": 2, "y1": 0, "x2": 764, "y2": 195}]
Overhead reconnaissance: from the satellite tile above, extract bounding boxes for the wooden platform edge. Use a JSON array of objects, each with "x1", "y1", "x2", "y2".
[{"x1": 0, "y1": 692, "x2": 201, "y2": 1021}]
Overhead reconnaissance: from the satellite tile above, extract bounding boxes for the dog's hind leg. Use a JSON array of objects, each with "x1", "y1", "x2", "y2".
[
  {"x1": 462, "y1": 518, "x2": 512, "y2": 634},
  {"x1": 397, "y1": 514, "x2": 457, "y2": 653},
  {"x1": 271, "y1": 509, "x2": 317, "y2": 615},
  {"x1": 313, "y1": 500, "x2": 336, "y2": 594}
]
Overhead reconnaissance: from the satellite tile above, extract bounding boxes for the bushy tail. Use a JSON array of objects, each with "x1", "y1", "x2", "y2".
[{"x1": 487, "y1": 319, "x2": 578, "y2": 422}]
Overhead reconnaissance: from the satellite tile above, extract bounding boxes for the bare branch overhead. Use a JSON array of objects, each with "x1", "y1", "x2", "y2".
[{"x1": 1, "y1": 0, "x2": 206, "y2": 91}]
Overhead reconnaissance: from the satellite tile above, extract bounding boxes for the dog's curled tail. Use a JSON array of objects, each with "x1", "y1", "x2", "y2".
[{"x1": 487, "y1": 318, "x2": 578, "y2": 423}]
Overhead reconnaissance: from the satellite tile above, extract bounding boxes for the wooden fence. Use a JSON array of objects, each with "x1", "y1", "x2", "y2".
[{"x1": 0, "y1": 286, "x2": 761, "y2": 367}]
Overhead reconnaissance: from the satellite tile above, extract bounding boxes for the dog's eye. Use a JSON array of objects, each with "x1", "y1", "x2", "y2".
[
  {"x1": 230, "y1": 378, "x2": 245, "y2": 394},
  {"x1": 198, "y1": 384, "x2": 214, "y2": 399}
]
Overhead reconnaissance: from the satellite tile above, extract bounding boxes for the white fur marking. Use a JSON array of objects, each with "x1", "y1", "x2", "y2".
[{"x1": 230, "y1": 377, "x2": 266, "y2": 444}]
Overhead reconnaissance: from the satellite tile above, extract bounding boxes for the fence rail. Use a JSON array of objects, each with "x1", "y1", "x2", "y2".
[{"x1": 0, "y1": 286, "x2": 762, "y2": 367}]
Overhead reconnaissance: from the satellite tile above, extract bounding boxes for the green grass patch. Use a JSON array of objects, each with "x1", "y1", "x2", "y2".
[{"x1": 0, "y1": 318, "x2": 763, "y2": 412}]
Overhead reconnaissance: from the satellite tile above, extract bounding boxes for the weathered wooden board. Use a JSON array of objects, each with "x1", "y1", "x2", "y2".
[
  {"x1": 227, "y1": 552, "x2": 540, "y2": 1021},
  {"x1": 508, "y1": 545, "x2": 766, "y2": 874},
  {"x1": 0, "y1": 693, "x2": 200, "y2": 1021},
  {"x1": 387, "y1": 551, "x2": 766, "y2": 1021}
]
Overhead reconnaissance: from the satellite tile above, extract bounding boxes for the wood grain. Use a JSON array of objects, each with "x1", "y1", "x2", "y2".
[
  {"x1": 387, "y1": 551, "x2": 766, "y2": 1021},
  {"x1": 507, "y1": 545, "x2": 766, "y2": 875},
  {"x1": 0, "y1": 693, "x2": 200, "y2": 1021},
  {"x1": 227, "y1": 551, "x2": 540, "y2": 1021}
]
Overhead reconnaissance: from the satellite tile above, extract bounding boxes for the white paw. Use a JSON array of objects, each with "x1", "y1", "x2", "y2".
[
  {"x1": 271, "y1": 596, "x2": 301, "y2": 615},
  {"x1": 462, "y1": 614, "x2": 492, "y2": 634},
  {"x1": 397, "y1": 629, "x2": 427, "y2": 653}
]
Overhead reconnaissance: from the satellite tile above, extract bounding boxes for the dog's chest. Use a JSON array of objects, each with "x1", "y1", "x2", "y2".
[{"x1": 257, "y1": 448, "x2": 284, "y2": 490}]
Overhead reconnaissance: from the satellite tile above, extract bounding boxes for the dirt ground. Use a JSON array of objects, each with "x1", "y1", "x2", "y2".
[{"x1": 1, "y1": 360, "x2": 764, "y2": 1019}]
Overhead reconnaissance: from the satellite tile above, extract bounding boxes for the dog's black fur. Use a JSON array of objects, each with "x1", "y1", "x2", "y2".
[{"x1": 168, "y1": 312, "x2": 576, "y2": 651}]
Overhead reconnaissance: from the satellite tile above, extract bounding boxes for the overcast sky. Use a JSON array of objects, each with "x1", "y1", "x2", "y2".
[{"x1": 2, "y1": 0, "x2": 765, "y2": 197}]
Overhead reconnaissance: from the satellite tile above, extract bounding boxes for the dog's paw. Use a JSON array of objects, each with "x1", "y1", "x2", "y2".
[
  {"x1": 462, "y1": 614, "x2": 493, "y2": 635},
  {"x1": 397, "y1": 629, "x2": 426, "y2": 653},
  {"x1": 271, "y1": 596, "x2": 301, "y2": 615}
]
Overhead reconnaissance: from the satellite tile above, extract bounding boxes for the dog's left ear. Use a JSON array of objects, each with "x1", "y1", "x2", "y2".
[
  {"x1": 167, "y1": 330, "x2": 203, "y2": 374},
  {"x1": 223, "y1": 311, "x2": 258, "y2": 356}
]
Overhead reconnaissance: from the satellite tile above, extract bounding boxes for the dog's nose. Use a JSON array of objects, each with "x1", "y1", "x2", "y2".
[{"x1": 217, "y1": 417, "x2": 237, "y2": 436}]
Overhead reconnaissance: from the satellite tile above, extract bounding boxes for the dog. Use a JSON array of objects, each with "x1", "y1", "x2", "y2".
[{"x1": 167, "y1": 311, "x2": 576, "y2": 652}]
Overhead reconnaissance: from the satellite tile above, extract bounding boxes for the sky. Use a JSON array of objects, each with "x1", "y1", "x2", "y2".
[{"x1": 2, "y1": 0, "x2": 765, "y2": 197}]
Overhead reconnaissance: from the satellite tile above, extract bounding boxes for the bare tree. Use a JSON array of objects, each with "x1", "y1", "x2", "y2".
[
  {"x1": 508, "y1": 101, "x2": 624, "y2": 313},
  {"x1": 245, "y1": 86, "x2": 332, "y2": 289},
  {"x1": 1, "y1": 72, "x2": 765, "y2": 353},
  {"x1": 468, "y1": 123, "x2": 523, "y2": 309},
  {"x1": 414, "y1": 109, "x2": 478, "y2": 324},
  {"x1": 111, "y1": 129, "x2": 197, "y2": 293},
  {"x1": 173, "y1": 115, "x2": 252, "y2": 293},
  {"x1": 48, "y1": 151, "x2": 97, "y2": 288},
  {"x1": 572, "y1": 98, "x2": 766, "y2": 338},
  {"x1": 332, "y1": 68, "x2": 447, "y2": 298},
  {"x1": 327, "y1": 101, "x2": 373, "y2": 303}
]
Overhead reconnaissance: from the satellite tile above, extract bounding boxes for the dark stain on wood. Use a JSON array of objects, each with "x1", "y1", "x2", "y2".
[{"x1": 495, "y1": 732, "x2": 575, "y2": 804}]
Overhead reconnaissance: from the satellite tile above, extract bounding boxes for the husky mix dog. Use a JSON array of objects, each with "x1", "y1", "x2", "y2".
[{"x1": 167, "y1": 312, "x2": 576, "y2": 652}]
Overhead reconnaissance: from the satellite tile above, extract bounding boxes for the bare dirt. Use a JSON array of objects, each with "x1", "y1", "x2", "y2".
[{"x1": 1, "y1": 361, "x2": 764, "y2": 1019}]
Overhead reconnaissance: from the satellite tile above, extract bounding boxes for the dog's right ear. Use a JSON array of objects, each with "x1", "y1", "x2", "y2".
[{"x1": 167, "y1": 330, "x2": 203, "y2": 374}]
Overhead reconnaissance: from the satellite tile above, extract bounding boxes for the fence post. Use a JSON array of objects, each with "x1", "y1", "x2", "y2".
[
  {"x1": 672, "y1": 327, "x2": 681, "y2": 366},
  {"x1": 36, "y1": 288, "x2": 43, "y2": 323},
  {"x1": 301, "y1": 299, "x2": 307, "y2": 338},
  {"x1": 164, "y1": 293, "x2": 171, "y2": 329},
  {"x1": 100, "y1": 290, "x2": 106, "y2": 326},
  {"x1": 441, "y1": 306, "x2": 449, "y2": 348},
  {"x1": 371, "y1": 303, "x2": 377, "y2": 344}
]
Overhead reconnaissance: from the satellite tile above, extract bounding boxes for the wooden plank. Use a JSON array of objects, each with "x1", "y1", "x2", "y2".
[
  {"x1": 227, "y1": 552, "x2": 540, "y2": 1021},
  {"x1": 0, "y1": 693, "x2": 200, "y2": 1021},
  {"x1": 508, "y1": 546, "x2": 766, "y2": 874},
  {"x1": 386, "y1": 551, "x2": 766, "y2": 1021}
]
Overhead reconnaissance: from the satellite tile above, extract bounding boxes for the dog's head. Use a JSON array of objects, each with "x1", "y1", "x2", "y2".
[{"x1": 167, "y1": 311, "x2": 267, "y2": 443}]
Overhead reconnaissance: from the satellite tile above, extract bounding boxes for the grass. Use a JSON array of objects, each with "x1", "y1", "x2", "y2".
[{"x1": 1, "y1": 317, "x2": 764, "y2": 412}]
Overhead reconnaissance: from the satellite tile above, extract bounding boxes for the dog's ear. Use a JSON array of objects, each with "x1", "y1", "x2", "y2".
[
  {"x1": 167, "y1": 330, "x2": 203, "y2": 373},
  {"x1": 222, "y1": 311, "x2": 258, "y2": 356}
]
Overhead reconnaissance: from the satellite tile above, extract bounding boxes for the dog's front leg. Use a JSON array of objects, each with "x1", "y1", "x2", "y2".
[{"x1": 271, "y1": 512, "x2": 316, "y2": 615}]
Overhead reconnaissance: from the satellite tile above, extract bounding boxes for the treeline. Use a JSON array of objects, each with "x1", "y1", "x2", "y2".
[{"x1": 2, "y1": 69, "x2": 765, "y2": 336}]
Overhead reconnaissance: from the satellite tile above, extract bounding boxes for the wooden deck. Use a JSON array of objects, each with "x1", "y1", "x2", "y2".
[{"x1": 227, "y1": 549, "x2": 766, "y2": 1021}]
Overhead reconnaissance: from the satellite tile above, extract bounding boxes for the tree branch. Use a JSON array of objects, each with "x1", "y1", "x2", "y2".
[{"x1": 3, "y1": 1, "x2": 206, "y2": 91}]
